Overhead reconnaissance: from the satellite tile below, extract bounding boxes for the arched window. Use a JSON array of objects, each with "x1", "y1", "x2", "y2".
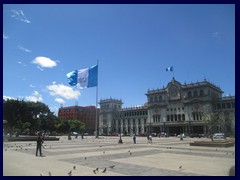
[
  {"x1": 159, "y1": 95, "x2": 162, "y2": 101},
  {"x1": 175, "y1": 114, "x2": 177, "y2": 121},
  {"x1": 182, "y1": 114, "x2": 185, "y2": 121},
  {"x1": 178, "y1": 114, "x2": 181, "y2": 121},
  {"x1": 167, "y1": 115, "x2": 170, "y2": 121},
  {"x1": 150, "y1": 97, "x2": 153, "y2": 103},
  {"x1": 200, "y1": 90, "x2": 204, "y2": 96},
  {"x1": 194, "y1": 91, "x2": 198, "y2": 97},
  {"x1": 188, "y1": 92, "x2": 192, "y2": 98}
]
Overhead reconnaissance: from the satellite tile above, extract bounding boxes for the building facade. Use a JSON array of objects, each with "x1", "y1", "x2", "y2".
[
  {"x1": 99, "y1": 78, "x2": 235, "y2": 136},
  {"x1": 58, "y1": 106, "x2": 99, "y2": 134}
]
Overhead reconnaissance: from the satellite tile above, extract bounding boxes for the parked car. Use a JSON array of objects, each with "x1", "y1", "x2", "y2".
[
  {"x1": 190, "y1": 134, "x2": 202, "y2": 138},
  {"x1": 213, "y1": 133, "x2": 225, "y2": 139},
  {"x1": 72, "y1": 132, "x2": 78, "y2": 135}
]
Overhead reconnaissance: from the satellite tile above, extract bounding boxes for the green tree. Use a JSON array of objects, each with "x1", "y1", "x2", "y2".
[
  {"x1": 69, "y1": 120, "x2": 85, "y2": 133},
  {"x1": 3, "y1": 99, "x2": 58, "y2": 135}
]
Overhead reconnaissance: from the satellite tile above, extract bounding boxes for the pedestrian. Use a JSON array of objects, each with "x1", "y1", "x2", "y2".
[
  {"x1": 147, "y1": 134, "x2": 150, "y2": 143},
  {"x1": 133, "y1": 134, "x2": 136, "y2": 144},
  {"x1": 149, "y1": 135, "x2": 152, "y2": 144},
  {"x1": 36, "y1": 132, "x2": 43, "y2": 157},
  {"x1": 81, "y1": 133, "x2": 84, "y2": 140}
]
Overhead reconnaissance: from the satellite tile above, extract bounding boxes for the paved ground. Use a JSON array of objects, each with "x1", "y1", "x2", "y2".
[{"x1": 3, "y1": 136, "x2": 235, "y2": 176}]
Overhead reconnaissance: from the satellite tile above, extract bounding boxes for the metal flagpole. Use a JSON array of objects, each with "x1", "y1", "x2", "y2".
[{"x1": 95, "y1": 60, "x2": 99, "y2": 138}]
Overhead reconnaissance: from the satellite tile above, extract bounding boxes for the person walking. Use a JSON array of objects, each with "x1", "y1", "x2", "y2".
[
  {"x1": 149, "y1": 135, "x2": 152, "y2": 144},
  {"x1": 133, "y1": 134, "x2": 136, "y2": 144},
  {"x1": 36, "y1": 132, "x2": 43, "y2": 157}
]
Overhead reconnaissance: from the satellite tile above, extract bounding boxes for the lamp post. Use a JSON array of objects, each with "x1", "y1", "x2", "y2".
[
  {"x1": 115, "y1": 111, "x2": 123, "y2": 144},
  {"x1": 150, "y1": 116, "x2": 152, "y2": 135},
  {"x1": 118, "y1": 117, "x2": 123, "y2": 143}
]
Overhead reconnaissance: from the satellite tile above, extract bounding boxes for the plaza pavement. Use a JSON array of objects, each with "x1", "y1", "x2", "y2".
[{"x1": 3, "y1": 136, "x2": 235, "y2": 176}]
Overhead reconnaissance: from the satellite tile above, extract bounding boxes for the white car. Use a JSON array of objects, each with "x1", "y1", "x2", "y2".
[
  {"x1": 72, "y1": 132, "x2": 78, "y2": 135},
  {"x1": 213, "y1": 133, "x2": 225, "y2": 139}
]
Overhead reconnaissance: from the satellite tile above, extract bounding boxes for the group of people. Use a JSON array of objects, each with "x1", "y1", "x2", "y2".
[{"x1": 131, "y1": 134, "x2": 153, "y2": 144}]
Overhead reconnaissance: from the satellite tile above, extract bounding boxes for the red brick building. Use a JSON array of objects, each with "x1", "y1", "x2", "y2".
[{"x1": 58, "y1": 106, "x2": 99, "y2": 134}]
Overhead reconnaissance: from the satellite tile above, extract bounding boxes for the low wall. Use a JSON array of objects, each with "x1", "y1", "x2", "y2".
[
  {"x1": 189, "y1": 140, "x2": 235, "y2": 147},
  {"x1": 5, "y1": 136, "x2": 60, "y2": 142}
]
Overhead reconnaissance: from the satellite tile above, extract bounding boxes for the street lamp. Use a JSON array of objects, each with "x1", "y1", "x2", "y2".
[{"x1": 118, "y1": 115, "x2": 123, "y2": 144}]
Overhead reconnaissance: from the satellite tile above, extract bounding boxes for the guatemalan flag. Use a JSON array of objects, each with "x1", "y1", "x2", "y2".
[
  {"x1": 166, "y1": 66, "x2": 173, "y2": 72},
  {"x1": 67, "y1": 64, "x2": 98, "y2": 89}
]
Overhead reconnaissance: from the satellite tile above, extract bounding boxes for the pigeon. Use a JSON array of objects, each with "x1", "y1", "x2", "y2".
[
  {"x1": 128, "y1": 150, "x2": 131, "y2": 152},
  {"x1": 179, "y1": 165, "x2": 182, "y2": 169},
  {"x1": 109, "y1": 165, "x2": 115, "y2": 169},
  {"x1": 25, "y1": 149, "x2": 28, "y2": 151},
  {"x1": 93, "y1": 170, "x2": 97, "y2": 174},
  {"x1": 85, "y1": 157, "x2": 87, "y2": 160},
  {"x1": 73, "y1": 166, "x2": 76, "y2": 170},
  {"x1": 99, "y1": 146, "x2": 102, "y2": 147},
  {"x1": 68, "y1": 170, "x2": 72, "y2": 176},
  {"x1": 48, "y1": 171, "x2": 52, "y2": 176},
  {"x1": 40, "y1": 173, "x2": 43, "y2": 176},
  {"x1": 130, "y1": 152, "x2": 132, "y2": 155},
  {"x1": 96, "y1": 168, "x2": 99, "y2": 172},
  {"x1": 102, "y1": 168, "x2": 107, "y2": 173}
]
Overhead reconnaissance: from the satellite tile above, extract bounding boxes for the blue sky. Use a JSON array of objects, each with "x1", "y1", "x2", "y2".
[{"x1": 3, "y1": 4, "x2": 235, "y2": 114}]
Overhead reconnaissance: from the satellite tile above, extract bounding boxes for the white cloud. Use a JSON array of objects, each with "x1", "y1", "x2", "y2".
[
  {"x1": 17, "y1": 45, "x2": 32, "y2": 53},
  {"x1": 55, "y1": 98, "x2": 65, "y2": 104},
  {"x1": 37, "y1": 66, "x2": 44, "y2": 71},
  {"x1": 3, "y1": 33, "x2": 9, "y2": 39},
  {"x1": 32, "y1": 56, "x2": 57, "y2": 68},
  {"x1": 47, "y1": 83, "x2": 80, "y2": 100},
  {"x1": 17, "y1": 61, "x2": 22, "y2": 64},
  {"x1": 29, "y1": 84, "x2": 35, "y2": 88},
  {"x1": 3, "y1": 96, "x2": 16, "y2": 100},
  {"x1": 212, "y1": 32, "x2": 219, "y2": 38},
  {"x1": 25, "y1": 91, "x2": 43, "y2": 102},
  {"x1": 11, "y1": 9, "x2": 31, "y2": 24}
]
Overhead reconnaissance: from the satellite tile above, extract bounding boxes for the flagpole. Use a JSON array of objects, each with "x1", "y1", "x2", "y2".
[{"x1": 95, "y1": 60, "x2": 99, "y2": 138}]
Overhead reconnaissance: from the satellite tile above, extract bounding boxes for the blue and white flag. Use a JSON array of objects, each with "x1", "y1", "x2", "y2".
[
  {"x1": 166, "y1": 66, "x2": 173, "y2": 72},
  {"x1": 67, "y1": 65, "x2": 98, "y2": 89}
]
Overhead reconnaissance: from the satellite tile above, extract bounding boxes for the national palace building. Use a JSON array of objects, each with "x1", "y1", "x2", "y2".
[
  {"x1": 98, "y1": 78, "x2": 235, "y2": 136},
  {"x1": 58, "y1": 77, "x2": 235, "y2": 136}
]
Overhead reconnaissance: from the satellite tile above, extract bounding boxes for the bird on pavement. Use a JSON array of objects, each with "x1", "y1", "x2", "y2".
[
  {"x1": 68, "y1": 170, "x2": 72, "y2": 176},
  {"x1": 85, "y1": 157, "x2": 87, "y2": 160},
  {"x1": 73, "y1": 165, "x2": 76, "y2": 170},
  {"x1": 93, "y1": 170, "x2": 97, "y2": 174},
  {"x1": 109, "y1": 165, "x2": 115, "y2": 169},
  {"x1": 48, "y1": 171, "x2": 52, "y2": 176},
  {"x1": 102, "y1": 168, "x2": 107, "y2": 173},
  {"x1": 40, "y1": 173, "x2": 43, "y2": 176},
  {"x1": 130, "y1": 152, "x2": 132, "y2": 155},
  {"x1": 179, "y1": 165, "x2": 182, "y2": 169},
  {"x1": 96, "y1": 168, "x2": 99, "y2": 172}
]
